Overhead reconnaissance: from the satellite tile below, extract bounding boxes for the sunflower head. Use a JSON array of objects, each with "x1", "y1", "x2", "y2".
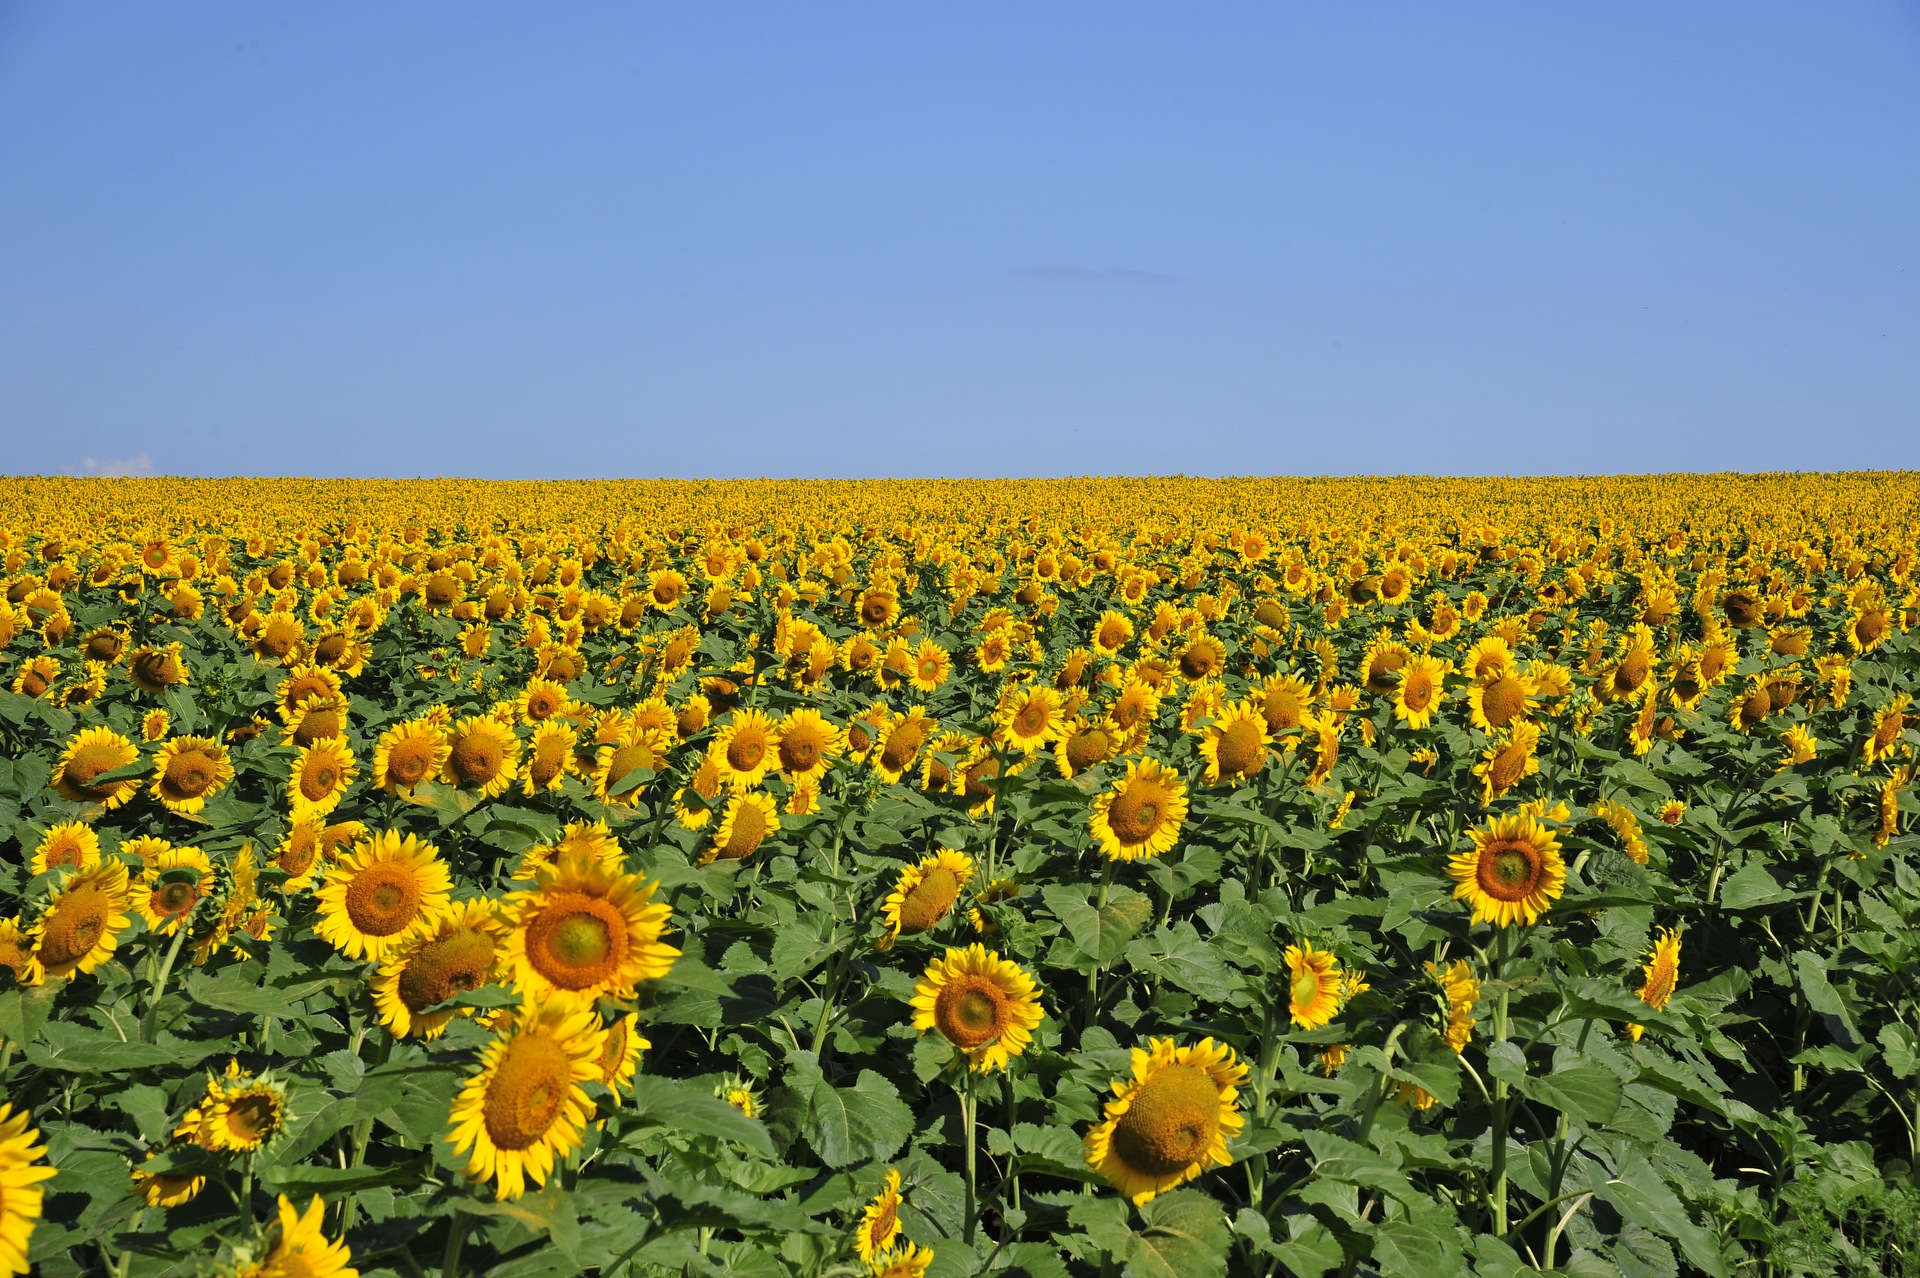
[
  {"x1": 1090, "y1": 757, "x2": 1189, "y2": 861},
  {"x1": 1447, "y1": 814, "x2": 1567, "y2": 928},
  {"x1": 314, "y1": 831, "x2": 452, "y2": 961},
  {"x1": 879, "y1": 851, "x2": 976, "y2": 949},
  {"x1": 1083, "y1": 1037, "x2": 1247, "y2": 1204},
  {"x1": 908, "y1": 944, "x2": 1044, "y2": 1074},
  {"x1": 507, "y1": 852, "x2": 679, "y2": 999}
]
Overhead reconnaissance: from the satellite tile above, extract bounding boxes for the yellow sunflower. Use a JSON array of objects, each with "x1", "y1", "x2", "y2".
[
  {"x1": 126, "y1": 642, "x2": 188, "y2": 694},
  {"x1": 253, "y1": 1194, "x2": 357, "y2": 1278},
  {"x1": 872, "y1": 708, "x2": 936, "y2": 785},
  {"x1": 590, "y1": 726, "x2": 673, "y2": 807},
  {"x1": 314, "y1": 831, "x2": 452, "y2": 961},
  {"x1": 1863, "y1": 694, "x2": 1910, "y2": 767},
  {"x1": 521, "y1": 720, "x2": 581, "y2": 796},
  {"x1": 371, "y1": 899, "x2": 507, "y2": 1039},
  {"x1": 149, "y1": 735, "x2": 233, "y2": 815},
  {"x1": 269, "y1": 818, "x2": 360, "y2": 893},
  {"x1": 774, "y1": 708, "x2": 842, "y2": 783},
  {"x1": 514, "y1": 676, "x2": 572, "y2": 725},
  {"x1": 29, "y1": 820, "x2": 100, "y2": 876},
  {"x1": 1472, "y1": 720, "x2": 1541, "y2": 806},
  {"x1": 1627, "y1": 927, "x2": 1682, "y2": 1042},
  {"x1": 1089, "y1": 757, "x2": 1189, "y2": 861},
  {"x1": 445, "y1": 992, "x2": 607, "y2": 1200},
  {"x1": 908, "y1": 944, "x2": 1044, "y2": 1074},
  {"x1": 595, "y1": 1011, "x2": 649, "y2": 1102},
  {"x1": 1427, "y1": 959, "x2": 1479, "y2": 1053},
  {"x1": 1195, "y1": 700, "x2": 1269, "y2": 786},
  {"x1": 1468, "y1": 668, "x2": 1537, "y2": 734},
  {"x1": 1587, "y1": 799, "x2": 1648, "y2": 865},
  {"x1": 176, "y1": 1060, "x2": 288, "y2": 1153},
  {"x1": 32, "y1": 861, "x2": 133, "y2": 979},
  {"x1": 8, "y1": 656, "x2": 58, "y2": 699},
  {"x1": 505, "y1": 851, "x2": 679, "y2": 999},
  {"x1": 372, "y1": 718, "x2": 450, "y2": 795},
  {"x1": 1054, "y1": 717, "x2": 1115, "y2": 779},
  {"x1": 0, "y1": 1104, "x2": 56, "y2": 1277},
  {"x1": 1283, "y1": 941, "x2": 1346, "y2": 1029},
  {"x1": 996, "y1": 684, "x2": 1064, "y2": 753},
  {"x1": 1251, "y1": 672, "x2": 1312, "y2": 735},
  {"x1": 712, "y1": 708, "x2": 778, "y2": 789},
  {"x1": 699, "y1": 792, "x2": 781, "y2": 866},
  {"x1": 51, "y1": 726, "x2": 141, "y2": 809},
  {"x1": 909, "y1": 639, "x2": 952, "y2": 693},
  {"x1": 442, "y1": 715, "x2": 520, "y2": 798},
  {"x1": 130, "y1": 1167, "x2": 204, "y2": 1209},
  {"x1": 673, "y1": 751, "x2": 726, "y2": 830},
  {"x1": 868, "y1": 1242, "x2": 935, "y2": 1278},
  {"x1": 1392, "y1": 656, "x2": 1449, "y2": 729},
  {"x1": 135, "y1": 846, "x2": 212, "y2": 936},
  {"x1": 877, "y1": 851, "x2": 976, "y2": 951},
  {"x1": 1082, "y1": 1037, "x2": 1247, "y2": 1205},
  {"x1": 288, "y1": 737, "x2": 356, "y2": 819},
  {"x1": 1447, "y1": 814, "x2": 1567, "y2": 928},
  {"x1": 0, "y1": 919, "x2": 43, "y2": 987}
]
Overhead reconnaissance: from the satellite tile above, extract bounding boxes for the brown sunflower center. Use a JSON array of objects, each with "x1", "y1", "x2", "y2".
[
  {"x1": 1110, "y1": 1063, "x2": 1220, "y2": 1177},
  {"x1": 1065, "y1": 727, "x2": 1111, "y2": 771},
  {"x1": 300, "y1": 756, "x2": 341, "y2": 801},
  {"x1": 1401, "y1": 671, "x2": 1437, "y2": 712},
  {"x1": 1098, "y1": 620, "x2": 1128, "y2": 649},
  {"x1": 1112, "y1": 695, "x2": 1147, "y2": 730},
  {"x1": 43, "y1": 839, "x2": 87, "y2": 869},
  {"x1": 607, "y1": 743, "x2": 655, "y2": 791},
  {"x1": 224, "y1": 1093, "x2": 280, "y2": 1143},
  {"x1": 866, "y1": 1198, "x2": 899, "y2": 1250},
  {"x1": 162, "y1": 749, "x2": 219, "y2": 799},
  {"x1": 483, "y1": 1034, "x2": 574, "y2": 1152},
  {"x1": 880, "y1": 723, "x2": 926, "y2": 774},
  {"x1": 343, "y1": 866, "x2": 424, "y2": 937},
  {"x1": 1488, "y1": 744, "x2": 1530, "y2": 793},
  {"x1": 450, "y1": 734, "x2": 504, "y2": 785},
  {"x1": 897, "y1": 868, "x2": 959, "y2": 933},
  {"x1": 779, "y1": 732, "x2": 820, "y2": 773},
  {"x1": 1215, "y1": 719, "x2": 1264, "y2": 777},
  {"x1": 276, "y1": 830, "x2": 319, "y2": 877},
  {"x1": 1614, "y1": 650, "x2": 1651, "y2": 694},
  {"x1": 1179, "y1": 646, "x2": 1219, "y2": 681},
  {"x1": 1261, "y1": 692, "x2": 1304, "y2": 733},
  {"x1": 387, "y1": 737, "x2": 435, "y2": 785},
  {"x1": 1107, "y1": 782, "x2": 1168, "y2": 845},
  {"x1": 1366, "y1": 649, "x2": 1407, "y2": 693},
  {"x1": 153, "y1": 881, "x2": 199, "y2": 915},
  {"x1": 1737, "y1": 689, "x2": 1773, "y2": 729},
  {"x1": 719, "y1": 802, "x2": 768, "y2": 859},
  {"x1": 397, "y1": 928, "x2": 496, "y2": 1011},
  {"x1": 523, "y1": 895, "x2": 626, "y2": 988},
  {"x1": 39, "y1": 891, "x2": 110, "y2": 969},
  {"x1": 294, "y1": 706, "x2": 343, "y2": 745},
  {"x1": 847, "y1": 723, "x2": 873, "y2": 753},
  {"x1": 528, "y1": 737, "x2": 568, "y2": 786},
  {"x1": 933, "y1": 978, "x2": 1008, "y2": 1049},
  {"x1": 1876, "y1": 710, "x2": 1905, "y2": 752},
  {"x1": 65, "y1": 743, "x2": 132, "y2": 794},
  {"x1": 1013, "y1": 702, "x2": 1049, "y2": 737},
  {"x1": 963, "y1": 756, "x2": 1000, "y2": 803},
  {"x1": 1254, "y1": 601, "x2": 1287, "y2": 630},
  {"x1": 727, "y1": 733, "x2": 766, "y2": 773},
  {"x1": 1477, "y1": 839, "x2": 1544, "y2": 901}
]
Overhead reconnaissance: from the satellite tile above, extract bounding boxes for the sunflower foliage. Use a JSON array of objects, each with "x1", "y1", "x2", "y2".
[{"x1": 0, "y1": 475, "x2": 1913, "y2": 1278}]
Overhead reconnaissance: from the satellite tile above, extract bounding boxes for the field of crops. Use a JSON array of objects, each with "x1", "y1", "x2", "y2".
[{"x1": 0, "y1": 473, "x2": 1916, "y2": 1278}]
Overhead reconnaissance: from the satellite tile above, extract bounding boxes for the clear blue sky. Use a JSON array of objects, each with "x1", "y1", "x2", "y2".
[{"x1": 1, "y1": 2, "x2": 1916, "y2": 479}]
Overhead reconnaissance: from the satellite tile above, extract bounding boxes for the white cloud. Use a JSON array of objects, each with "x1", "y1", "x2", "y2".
[{"x1": 72, "y1": 454, "x2": 159, "y2": 477}]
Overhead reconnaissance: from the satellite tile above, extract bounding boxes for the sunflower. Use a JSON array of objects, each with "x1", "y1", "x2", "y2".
[
  {"x1": 872, "y1": 708, "x2": 936, "y2": 785},
  {"x1": 289, "y1": 737, "x2": 356, "y2": 818},
  {"x1": 365, "y1": 719, "x2": 445, "y2": 796},
  {"x1": 1195, "y1": 700, "x2": 1269, "y2": 786},
  {"x1": 1054, "y1": 717, "x2": 1115, "y2": 779},
  {"x1": 1726, "y1": 679, "x2": 1773, "y2": 734},
  {"x1": 1777, "y1": 723, "x2": 1817, "y2": 771},
  {"x1": 1283, "y1": 941, "x2": 1346, "y2": 1030},
  {"x1": 315, "y1": 831, "x2": 451, "y2": 961},
  {"x1": 1448, "y1": 814, "x2": 1567, "y2": 928},
  {"x1": 505, "y1": 851, "x2": 678, "y2": 999},
  {"x1": 973, "y1": 628, "x2": 1014, "y2": 673},
  {"x1": 126, "y1": 642, "x2": 188, "y2": 693},
  {"x1": 1864, "y1": 694, "x2": 1910, "y2": 767},
  {"x1": 1105, "y1": 676, "x2": 1160, "y2": 744},
  {"x1": 1090, "y1": 757, "x2": 1189, "y2": 862},
  {"x1": 445, "y1": 992, "x2": 607, "y2": 1201},
  {"x1": 1427, "y1": 960, "x2": 1479, "y2": 1052},
  {"x1": 908, "y1": 944, "x2": 1044, "y2": 1073},
  {"x1": 51, "y1": 726, "x2": 141, "y2": 809},
  {"x1": 130, "y1": 1167, "x2": 204, "y2": 1209},
  {"x1": 148, "y1": 735, "x2": 233, "y2": 815},
  {"x1": 0, "y1": 1104, "x2": 55, "y2": 1277},
  {"x1": 674, "y1": 751, "x2": 726, "y2": 830},
  {"x1": 699, "y1": 793, "x2": 781, "y2": 866},
  {"x1": 442, "y1": 715, "x2": 520, "y2": 798},
  {"x1": 282, "y1": 694, "x2": 350, "y2": 749},
  {"x1": 1472, "y1": 720, "x2": 1541, "y2": 806},
  {"x1": 515, "y1": 676, "x2": 572, "y2": 725},
  {"x1": 1587, "y1": 799, "x2": 1648, "y2": 865},
  {"x1": 1383, "y1": 654, "x2": 1445, "y2": 730},
  {"x1": 176, "y1": 1060, "x2": 288, "y2": 1153},
  {"x1": 708, "y1": 708, "x2": 777, "y2": 789},
  {"x1": 1082, "y1": 1037, "x2": 1247, "y2": 1205},
  {"x1": 908, "y1": 639, "x2": 952, "y2": 693},
  {"x1": 29, "y1": 821, "x2": 100, "y2": 876},
  {"x1": 0, "y1": 920, "x2": 43, "y2": 987},
  {"x1": 135, "y1": 846, "x2": 213, "y2": 936},
  {"x1": 1627, "y1": 927, "x2": 1682, "y2": 1042},
  {"x1": 717, "y1": 1075, "x2": 761, "y2": 1118},
  {"x1": 372, "y1": 899, "x2": 507, "y2": 1039},
  {"x1": 774, "y1": 708, "x2": 842, "y2": 783},
  {"x1": 996, "y1": 684, "x2": 1064, "y2": 753},
  {"x1": 877, "y1": 851, "x2": 975, "y2": 951},
  {"x1": 252, "y1": 1194, "x2": 357, "y2": 1278},
  {"x1": 31, "y1": 861, "x2": 133, "y2": 979},
  {"x1": 1251, "y1": 672, "x2": 1312, "y2": 734},
  {"x1": 869, "y1": 1242, "x2": 935, "y2": 1278},
  {"x1": 590, "y1": 726, "x2": 673, "y2": 807},
  {"x1": 1357, "y1": 635, "x2": 1410, "y2": 695},
  {"x1": 854, "y1": 1168, "x2": 904, "y2": 1262},
  {"x1": 8, "y1": 656, "x2": 57, "y2": 699},
  {"x1": 596, "y1": 1011, "x2": 649, "y2": 1102}
]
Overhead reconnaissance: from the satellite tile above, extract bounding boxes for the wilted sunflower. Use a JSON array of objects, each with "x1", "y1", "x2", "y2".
[
  {"x1": 1427, "y1": 959, "x2": 1479, "y2": 1053},
  {"x1": 774, "y1": 708, "x2": 842, "y2": 783},
  {"x1": 1195, "y1": 700, "x2": 1268, "y2": 786},
  {"x1": 372, "y1": 899, "x2": 506, "y2": 1039},
  {"x1": 505, "y1": 851, "x2": 678, "y2": 999},
  {"x1": 149, "y1": 735, "x2": 233, "y2": 815},
  {"x1": 877, "y1": 850, "x2": 975, "y2": 951},
  {"x1": 1448, "y1": 813, "x2": 1566, "y2": 928},
  {"x1": 908, "y1": 944, "x2": 1044, "y2": 1074},
  {"x1": 1283, "y1": 941, "x2": 1347, "y2": 1030},
  {"x1": 1090, "y1": 757, "x2": 1189, "y2": 861},
  {"x1": 1627, "y1": 927, "x2": 1682, "y2": 1041},
  {"x1": 854, "y1": 1168, "x2": 904, "y2": 1262},
  {"x1": 51, "y1": 726, "x2": 141, "y2": 809},
  {"x1": 176, "y1": 1060, "x2": 288, "y2": 1153},
  {"x1": 595, "y1": 1011, "x2": 649, "y2": 1102},
  {"x1": 372, "y1": 718, "x2": 450, "y2": 795},
  {"x1": 32, "y1": 861, "x2": 133, "y2": 979},
  {"x1": 445, "y1": 992, "x2": 607, "y2": 1201},
  {"x1": 442, "y1": 715, "x2": 520, "y2": 798},
  {"x1": 1082, "y1": 1037, "x2": 1247, "y2": 1205},
  {"x1": 0, "y1": 1104, "x2": 56, "y2": 1276},
  {"x1": 135, "y1": 846, "x2": 212, "y2": 936},
  {"x1": 699, "y1": 792, "x2": 780, "y2": 865},
  {"x1": 29, "y1": 820, "x2": 100, "y2": 876},
  {"x1": 315, "y1": 831, "x2": 452, "y2": 961}
]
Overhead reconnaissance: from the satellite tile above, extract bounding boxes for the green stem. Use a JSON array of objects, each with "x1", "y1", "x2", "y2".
[
  {"x1": 141, "y1": 924, "x2": 190, "y2": 1043},
  {"x1": 1083, "y1": 863, "x2": 1115, "y2": 1032},
  {"x1": 441, "y1": 1208, "x2": 469, "y2": 1277},
  {"x1": 1490, "y1": 929, "x2": 1514, "y2": 1237},
  {"x1": 961, "y1": 1084, "x2": 979, "y2": 1244},
  {"x1": 812, "y1": 949, "x2": 846, "y2": 1064},
  {"x1": 1003, "y1": 1071, "x2": 1021, "y2": 1221}
]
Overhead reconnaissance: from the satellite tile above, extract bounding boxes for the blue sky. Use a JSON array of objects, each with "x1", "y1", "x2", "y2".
[{"x1": 0, "y1": 2, "x2": 1915, "y2": 479}]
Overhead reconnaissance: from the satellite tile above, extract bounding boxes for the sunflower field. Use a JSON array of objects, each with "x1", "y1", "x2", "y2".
[{"x1": 0, "y1": 473, "x2": 1917, "y2": 1278}]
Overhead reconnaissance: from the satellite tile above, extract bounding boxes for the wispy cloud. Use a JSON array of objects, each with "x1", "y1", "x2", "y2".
[
  {"x1": 72, "y1": 454, "x2": 159, "y2": 477},
  {"x1": 1019, "y1": 266, "x2": 1173, "y2": 284}
]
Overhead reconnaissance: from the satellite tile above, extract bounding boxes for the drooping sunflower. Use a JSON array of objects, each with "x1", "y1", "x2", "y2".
[
  {"x1": 1447, "y1": 814, "x2": 1567, "y2": 928},
  {"x1": 31, "y1": 861, "x2": 133, "y2": 979},
  {"x1": 1627, "y1": 927, "x2": 1683, "y2": 1042},
  {"x1": 1082, "y1": 1037, "x2": 1247, "y2": 1205},
  {"x1": 521, "y1": 720, "x2": 580, "y2": 797},
  {"x1": 445, "y1": 992, "x2": 607, "y2": 1201},
  {"x1": 29, "y1": 821, "x2": 100, "y2": 876},
  {"x1": 1053, "y1": 717, "x2": 1115, "y2": 779},
  {"x1": 1587, "y1": 799, "x2": 1649, "y2": 865},
  {"x1": 854, "y1": 1168, "x2": 904, "y2": 1262},
  {"x1": 149, "y1": 735, "x2": 233, "y2": 815},
  {"x1": 371, "y1": 899, "x2": 507, "y2": 1039},
  {"x1": 372, "y1": 717, "x2": 450, "y2": 795},
  {"x1": 590, "y1": 726, "x2": 673, "y2": 807},
  {"x1": 872, "y1": 708, "x2": 936, "y2": 786},
  {"x1": 176, "y1": 1060, "x2": 288, "y2": 1153},
  {"x1": 595, "y1": 1010, "x2": 649, "y2": 1102},
  {"x1": 288, "y1": 737, "x2": 356, "y2": 820},
  {"x1": 877, "y1": 851, "x2": 975, "y2": 951},
  {"x1": 711, "y1": 708, "x2": 777, "y2": 789},
  {"x1": 135, "y1": 846, "x2": 213, "y2": 936},
  {"x1": 252, "y1": 1194, "x2": 357, "y2": 1278},
  {"x1": 442, "y1": 715, "x2": 521, "y2": 799},
  {"x1": 1863, "y1": 694, "x2": 1910, "y2": 767},
  {"x1": 1391, "y1": 656, "x2": 1449, "y2": 729},
  {"x1": 699, "y1": 792, "x2": 781, "y2": 866},
  {"x1": 995, "y1": 684, "x2": 1064, "y2": 753},
  {"x1": 51, "y1": 726, "x2": 141, "y2": 809},
  {"x1": 1089, "y1": 757, "x2": 1189, "y2": 862},
  {"x1": 0, "y1": 1103, "x2": 56, "y2": 1277},
  {"x1": 1471, "y1": 720, "x2": 1541, "y2": 806},
  {"x1": 909, "y1": 944, "x2": 1044, "y2": 1074},
  {"x1": 1283, "y1": 941, "x2": 1346, "y2": 1030},
  {"x1": 505, "y1": 851, "x2": 678, "y2": 999},
  {"x1": 1194, "y1": 700, "x2": 1269, "y2": 786},
  {"x1": 774, "y1": 708, "x2": 842, "y2": 783},
  {"x1": 1427, "y1": 959, "x2": 1480, "y2": 1053},
  {"x1": 868, "y1": 1242, "x2": 935, "y2": 1278},
  {"x1": 314, "y1": 831, "x2": 452, "y2": 961},
  {"x1": 130, "y1": 1167, "x2": 204, "y2": 1209},
  {"x1": 0, "y1": 919, "x2": 43, "y2": 987}
]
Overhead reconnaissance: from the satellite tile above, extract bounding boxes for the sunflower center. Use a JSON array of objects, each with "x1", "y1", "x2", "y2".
[
  {"x1": 1488, "y1": 744, "x2": 1529, "y2": 792},
  {"x1": 483, "y1": 1034, "x2": 574, "y2": 1152},
  {"x1": 1107, "y1": 783, "x2": 1167, "y2": 845},
  {"x1": 1478, "y1": 840, "x2": 1543, "y2": 901},
  {"x1": 225, "y1": 1094, "x2": 279, "y2": 1143},
  {"x1": 1180, "y1": 647, "x2": 1218, "y2": 680},
  {"x1": 1066, "y1": 727, "x2": 1111, "y2": 771},
  {"x1": 388, "y1": 739, "x2": 434, "y2": 785},
  {"x1": 1254, "y1": 601, "x2": 1287, "y2": 629},
  {"x1": 276, "y1": 831, "x2": 318, "y2": 877},
  {"x1": 727, "y1": 734, "x2": 766, "y2": 772},
  {"x1": 719, "y1": 802, "x2": 768, "y2": 859},
  {"x1": 1261, "y1": 693, "x2": 1303, "y2": 733},
  {"x1": 40, "y1": 892, "x2": 109, "y2": 968},
  {"x1": 880, "y1": 724, "x2": 926, "y2": 773},
  {"x1": 154, "y1": 881, "x2": 198, "y2": 914},
  {"x1": 1738, "y1": 690, "x2": 1773, "y2": 729},
  {"x1": 1216, "y1": 720, "x2": 1263, "y2": 776},
  {"x1": 163, "y1": 751, "x2": 217, "y2": 798},
  {"x1": 66, "y1": 743, "x2": 131, "y2": 793},
  {"x1": 524, "y1": 895, "x2": 626, "y2": 988},
  {"x1": 343, "y1": 866, "x2": 424, "y2": 937},
  {"x1": 1111, "y1": 1063, "x2": 1221, "y2": 1177},
  {"x1": 301, "y1": 758, "x2": 340, "y2": 801},
  {"x1": 607, "y1": 743, "x2": 654, "y2": 789},
  {"x1": 898, "y1": 868, "x2": 959, "y2": 933},
  {"x1": 397, "y1": 929, "x2": 496, "y2": 1011},
  {"x1": 1014, "y1": 703, "x2": 1049, "y2": 736},
  {"x1": 1366, "y1": 650, "x2": 1407, "y2": 692},
  {"x1": 779, "y1": 733, "x2": 819, "y2": 773},
  {"x1": 1113, "y1": 696, "x2": 1146, "y2": 730},
  {"x1": 1876, "y1": 711, "x2": 1905, "y2": 752},
  {"x1": 1402, "y1": 673, "x2": 1436, "y2": 712},
  {"x1": 44, "y1": 840, "x2": 86, "y2": 869},
  {"x1": 933, "y1": 978, "x2": 1007, "y2": 1049},
  {"x1": 451, "y1": 735, "x2": 504, "y2": 784},
  {"x1": 294, "y1": 707, "x2": 343, "y2": 744},
  {"x1": 1615, "y1": 650, "x2": 1650, "y2": 693}
]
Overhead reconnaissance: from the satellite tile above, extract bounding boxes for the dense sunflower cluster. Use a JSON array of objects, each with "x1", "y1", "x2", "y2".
[{"x1": 0, "y1": 474, "x2": 1915, "y2": 1277}]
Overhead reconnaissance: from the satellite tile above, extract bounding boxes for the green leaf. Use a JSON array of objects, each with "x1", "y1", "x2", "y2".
[
  {"x1": 1717, "y1": 861, "x2": 1792, "y2": 910},
  {"x1": 1123, "y1": 1188, "x2": 1229, "y2": 1278},
  {"x1": 1592, "y1": 1164, "x2": 1727, "y2": 1277},
  {"x1": 786, "y1": 1053, "x2": 913, "y2": 1167},
  {"x1": 1519, "y1": 1061, "x2": 1622, "y2": 1126},
  {"x1": 0, "y1": 979, "x2": 62, "y2": 1046},
  {"x1": 1044, "y1": 885, "x2": 1153, "y2": 965},
  {"x1": 626, "y1": 1075, "x2": 774, "y2": 1156},
  {"x1": 26, "y1": 1022, "x2": 222, "y2": 1073},
  {"x1": 1371, "y1": 1210, "x2": 1465, "y2": 1278},
  {"x1": 1880, "y1": 1023, "x2": 1919, "y2": 1079},
  {"x1": 1791, "y1": 951, "x2": 1863, "y2": 1050}
]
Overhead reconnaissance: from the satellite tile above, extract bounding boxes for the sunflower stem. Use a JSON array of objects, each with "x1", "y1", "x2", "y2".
[
  {"x1": 1083, "y1": 863, "x2": 1115, "y2": 1033},
  {"x1": 1003, "y1": 1070, "x2": 1021, "y2": 1222},
  {"x1": 1489, "y1": 927, "x2": 1514, "y2": 1238},
  {"x1": 441, "y1": 1207, "x2": 469, "y2": 1277},
  {"x1": 338, "y1": 1031, "x2": 392, "y2": 1237},
  {"x1": 960, "y1": 1081, "x2": 979, "y2": 1244},
  {"x1": 141, "y1": 922, "x2": 190, "y2": 1043}
]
